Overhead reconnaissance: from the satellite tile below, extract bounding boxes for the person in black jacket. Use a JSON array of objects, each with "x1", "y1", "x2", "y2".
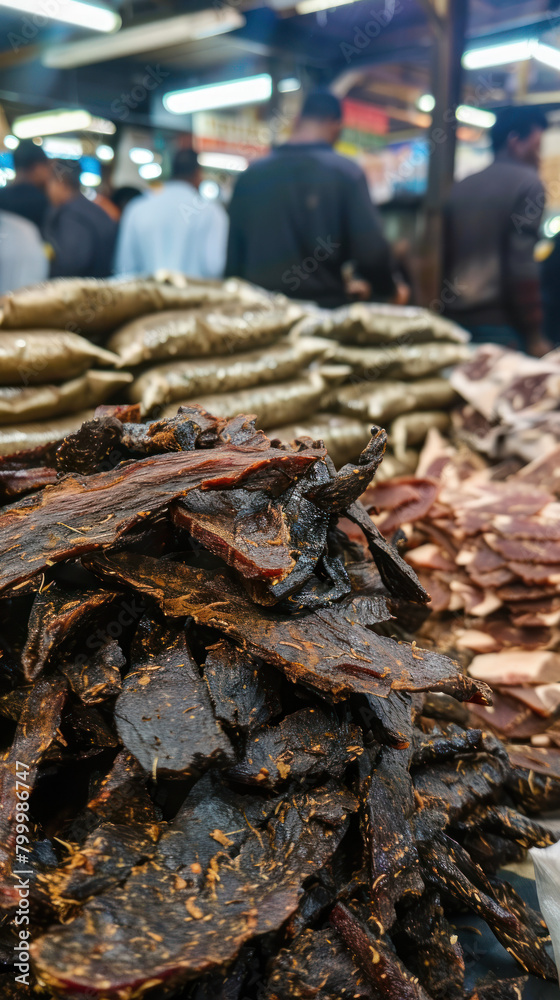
[
  {"x1": 226, "y1": 90, "x2": 395, "y2": 307},
  {"x1": 45, "y1": 159, "x2": 117, "y2": 278},
  {"x1": 0, "y1": 140, "x2": 51, "y2": 231}
]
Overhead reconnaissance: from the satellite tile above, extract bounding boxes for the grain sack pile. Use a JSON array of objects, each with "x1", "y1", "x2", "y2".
[
  {"x1": 0, "y1": 276, "x2": 301, "y2": 458},
  {"x1": 292, "y1": 302, "x2": 471, "y2": 477},
  {"x1": 0, "y1": 405, "x2": 557, "y2": 999}
]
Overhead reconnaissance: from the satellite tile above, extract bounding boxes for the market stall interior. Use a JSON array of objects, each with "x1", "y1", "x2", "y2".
[{"x1": 4, "y1": 0, "x2": 560, "y2": 996}]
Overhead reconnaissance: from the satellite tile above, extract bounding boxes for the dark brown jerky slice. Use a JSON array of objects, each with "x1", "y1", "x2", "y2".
[
  {"x1": 0, "y1": 466, "x2": 57, "y2": 500},
  {"x1": 362, "y1": 746, "x2": 424, "y2": 930},
  {"x1": 505, "y1": 745, "x2": 560, "y2": 813},
  {"x1": 21, "y1": 586, "x2": 120, "y2": 682},
  {"x1": 360, "y1": 690, "x2": 414, "y2": 748},
  {"x1": 345, "y1": 501, "x2": 429, "y2": 604},
  {"x1": 227, "y1": 707, "x2": 364, "y2": 790},
  {"x1": 115, "y1": 624, "x2": 233, "y2": 778},
  {"x1": 172, "y1": 488, "x2": 297, "y2": 584},
  {"x1": 47, "y1": 822, "x2": 159, "y2": 903},
  {"x1": 203, "y1": 639, "x2": 281, "y2": 732},
  {"x1": 480, "y1": 804, "x2": 555, "y2": 850},
  {"x1": 0, "y1": 675, "x2": 67, "y2": 910},
  {"x1": 467, "y1": 976, "x2": 527, "y2": 1000},
  {"x1": 59, "y1": 638, "x2": 124, "y2": 704},
  {"x1": 397, "y1": 892, "x2": 465, "y2": 1000},
  {"x1": 32, "y1": 785, "x2": 357, "y2": 998},
  {"x1": 411, "y1": 728, "x2": 482, "y2": 767},
  {"x1": 304, "y1": 426, "x2": 387, "y2": 513},
  {"x1": 413, "y1": 755, "x2": 509, "y2": 834},
  {"x1": 330, "y1": 902, "x2": 434, "y2": 999},
  {"x1": 264, "y1": 927, "x2": 378, "y2": 1000},
  {"x1": 88, "y1": 552, "x2": 490, "y2": 705},
  {"x1": 418, "y1": 834, "x2": 557, "y2": 980},
  {"x1": 0, "y1": 441, "x2": 324, "y2": 594}
]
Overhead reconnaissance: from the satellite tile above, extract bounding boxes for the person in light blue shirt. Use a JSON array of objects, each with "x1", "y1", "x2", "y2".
[
  {"x1": 114, "y1": 149, "x2": 228, "y2": 279},
  {"x1": 0, "y1": 210, "x2": 48, "y2": 295}
]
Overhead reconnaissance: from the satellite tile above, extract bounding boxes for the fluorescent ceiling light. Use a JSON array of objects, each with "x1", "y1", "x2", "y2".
[
  {"x1": 80, "y1": 171, "x2": 101, "y2": 186},
  {"x1": 534, "y1": 42, "x2": 560, "y2": 71},
  {"x1": 464, "y1": 38, "x2": 560, "y2": 73},
  {"x1": 164, "y1": 74, "x2": 272, "y2": 115},
  {"x1": 0, "y1": 0, "x2": 120, "y2": 32},
  {"x1": 87, "y1": 116, "x2": 115, "y2": 135},
  {"x1": 13, "y1": 109, "x2": 93, "y2": 138},
  {"x1": 296, "y1": 0, "x2": 354, "y2": 14},
  {"x1": 43, "y1": 8, "x2": 243, "y2": 69},
  {"x1": 129, "y1": 147, "x2": 154, "y2": 165},
  {"x1": 139, "y1": 162, "x2": 162, "y2": 180},
  {"x1": 456, "y1": 104, "x2": 496, "y2": 128},
  {"x1": 278, "y1": 77, "x2": 301, "y2": 93},
  {"x1": 3, "y1": 135, "x2": 19, "y2": 150},
  {"x1": 43, "y1": 137, "x2": 83, "y2": 158},
  {"x1": 545, "y1": 215, "x2": 560, "y2": 238},
  {"x1": 463, "y1": 40, "x2": 532, "y2": 69},
  {"x1": 198, "y1": 152, "x2": 248, "y2": 172},
  {"x1": 96, "y1": 144, "x2": 114, "y2": 161},
  {"x1": 417, "y1": 93, "x2": 435, "y2": 112},
  {"x1": 1, "y1": 167, "x2": 15, "y2": 180}
]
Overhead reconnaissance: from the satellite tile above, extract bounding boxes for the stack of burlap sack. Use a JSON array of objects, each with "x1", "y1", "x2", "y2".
[
  {"x1": 0, "y1": 275, "x2": 321, "y2": 457},
  {"x1": 0, "y1": 279, "x2": 471, "y2": 471},
  {"x1": 284, "y1": 302, "x2": 471, "y2": 476}
]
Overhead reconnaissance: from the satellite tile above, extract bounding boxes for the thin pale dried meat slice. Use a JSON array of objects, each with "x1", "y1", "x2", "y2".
[
  {"x1": 115, "y1": 623, "x2": 233, "y2": 778},
  {"x1": 469, "y1": 650, "x2": 560, "y2": 686},
  {"x1": 468, "y1": 693, "x2": 552, "y2": 740},
  {"x1": 58, "y1": 638, "x2": 124, "y2": 704},
  {"x1": 88, "y1": 551, "x2": 490, "y2": 705},
  {"x1": 21, "y1": 586, "x2": 120, "y2": 682},
  {"x1": 31, "y1": 785, "x2": 357, "y2": 998},
  {"x1": 495, "y1": 582, "x2": 557, "y2": 602},
  {"x1": 504, "y1": 683, "x2": 560, "y2": 717},
  {"x1": 376, "y1": 479, "x2": 439, "y2": 535},
  {"x1": 406, "y1": 544, "x2": 455, "y2": 572},
  {"x1": 0, "y1": 440, "x2": 324, "y2": 595},
  {"x1": 227, "y1": 707, "x2": 364, "y2": 790},
  {"x1": 0, "y1": 675, "x2": 67, "y2": 909},
  {"x1": 203, "y1": 639, "x2": 281, "y2": 732},
  {"x1": 485, "y1": 532, "x2": 560, "y2": 564},
  {"x1": 491, "y1": 511, "x2": 560, "y2": 540}
]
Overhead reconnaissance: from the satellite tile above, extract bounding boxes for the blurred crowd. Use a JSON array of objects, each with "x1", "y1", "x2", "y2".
[{"x1": 0, "y1": 92, "x2": 557, "y2": 354}]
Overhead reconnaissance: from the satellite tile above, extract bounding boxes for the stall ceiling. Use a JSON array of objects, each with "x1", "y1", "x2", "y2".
[{"x1": 0, "y1": 0, "x2": 559, "y2": 128}]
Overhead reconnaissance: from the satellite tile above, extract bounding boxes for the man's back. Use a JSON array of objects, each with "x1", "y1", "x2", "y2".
[
  {"x1": 226, "y1": 143, "x2": 394, "y2": 306},
  {"x1": 47, "y1": 194, "x2": 117, "y2": 278},
  {"x1": 444, "y1": 157, "x2": 545, "y2": 332},
  {"x1": 0, "y1": 182, "x2": 49, "y2": 231},
  {"x1": 114, "y1": 181, "x2": 228, "y2": 279}
]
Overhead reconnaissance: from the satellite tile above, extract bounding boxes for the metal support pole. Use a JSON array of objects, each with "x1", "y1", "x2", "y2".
[{"x1": 417, "y1": 0, "x2": 468, "y2": 307}]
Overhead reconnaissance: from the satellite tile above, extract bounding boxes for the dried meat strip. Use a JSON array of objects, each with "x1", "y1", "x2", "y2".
[
  {"x1": 88, "y1": 552, "x2": 490, "y2": 705},
  {"x1": 264, "y1": 927, "x2": 377, "y2": 1000},
  {"x1": 0, "y1": 676, "x2": 66, "y2": 909},
  {"x1": 0, "y1": 441, "x2": 324, "y2": 595},
  {"x1": 203, "y1": 639, "x2": 281, "y2": 732},
  {"x1": 59, "y1": 638, "x2": 124, "y2": 704},
  {"x1": 227, "y1": 707, "x2": 363, "y2": 790},
  {"x1": 114, "y1": 622, "x2": 233, "y2": 778},
  {"x1": 32, "y1": 785, "x2": 357, "y2": 998},
  {"x1": 21, "y1": 586, "x2": 120, "y2": 681}
]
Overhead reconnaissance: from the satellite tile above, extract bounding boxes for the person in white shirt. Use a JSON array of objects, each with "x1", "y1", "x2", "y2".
[
  {"x1": 114, "y1": 149, "x2": 228, "y2": 279},
  {"x1": 0, "y1": 209, "x2": 48, "y2": 295}
]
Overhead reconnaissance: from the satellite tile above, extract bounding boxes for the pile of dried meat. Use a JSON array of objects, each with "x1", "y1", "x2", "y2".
[
  {"x1": 363, "y1": 428, "x2": 560, "y2": 754},
  {"x1": 0, "y1": 404, "x2": 557, "y2": 999},
  {"x1": 295, "y1": 302, "x2": 471, "y2": 477},
  {"x1": 451, "y1": 343, "x2": 560, "y2": 465}
]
